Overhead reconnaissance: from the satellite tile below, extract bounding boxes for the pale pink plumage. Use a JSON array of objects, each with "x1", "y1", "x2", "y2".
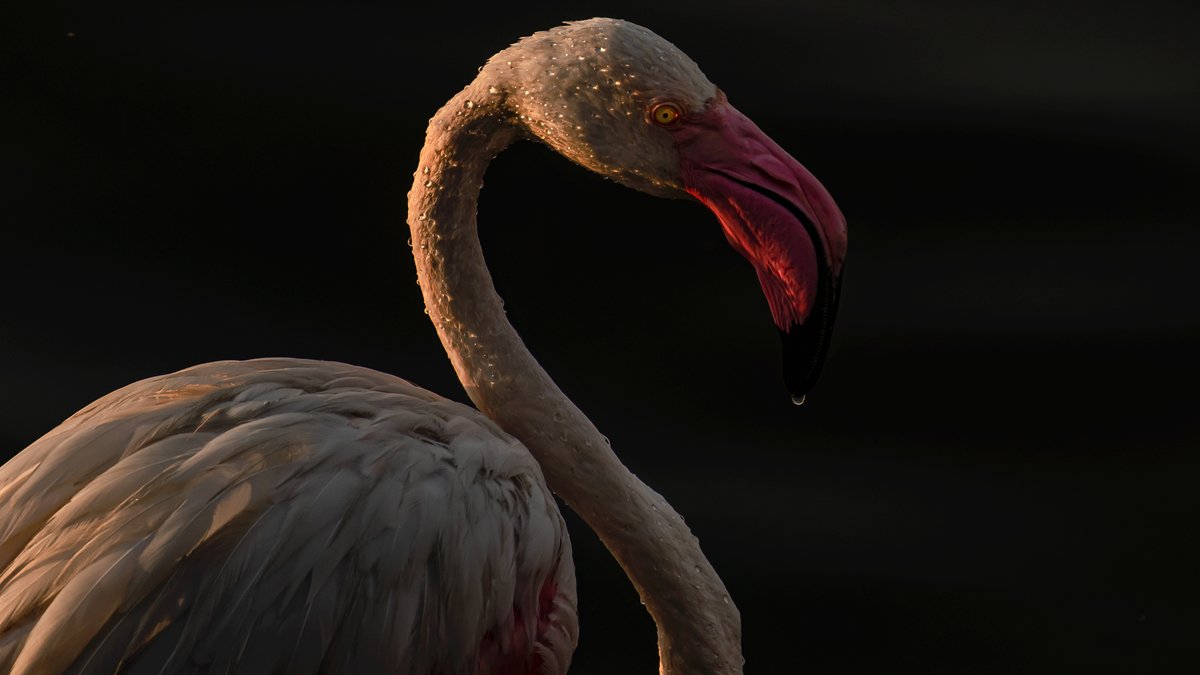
[{"x1": 0, "y1": 359, "x2": 576, "y2": 674}]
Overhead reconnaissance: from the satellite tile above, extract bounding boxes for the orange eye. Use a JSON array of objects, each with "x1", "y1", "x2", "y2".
[{"x1": 650, "y1": 102, "x2": 682, "y2": 126}]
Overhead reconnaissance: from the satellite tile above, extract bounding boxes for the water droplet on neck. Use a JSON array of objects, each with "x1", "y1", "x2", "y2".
[{"x1": 792, "y1": 394, "x2": 806, "y2": 406}]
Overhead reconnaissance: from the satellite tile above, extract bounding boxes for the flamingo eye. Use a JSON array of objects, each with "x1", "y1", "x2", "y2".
[{"x1": 650, "y1": 102, "x2": 682, "y2": 126}]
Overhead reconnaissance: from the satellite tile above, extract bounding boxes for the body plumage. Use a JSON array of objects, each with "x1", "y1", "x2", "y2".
[{"x1": 0, "y1": 360, "x2": 576, "y2": 674}]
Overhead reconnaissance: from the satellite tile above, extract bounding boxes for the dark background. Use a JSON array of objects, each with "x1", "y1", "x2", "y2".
[{"x1": 3, "y1": 1, "x2": 1198, "y2": 672}]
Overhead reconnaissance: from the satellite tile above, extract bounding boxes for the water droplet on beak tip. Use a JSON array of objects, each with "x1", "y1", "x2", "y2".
[{"x1": 791, "y1": 394, "x2": 806, "y2": 406}]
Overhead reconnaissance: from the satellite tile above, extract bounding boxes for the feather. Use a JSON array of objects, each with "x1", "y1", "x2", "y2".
[{"x1": 1, "y1": 358, "x2": 577, "y2": 673}]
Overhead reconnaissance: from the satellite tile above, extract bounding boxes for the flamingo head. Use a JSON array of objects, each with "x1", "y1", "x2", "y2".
[{"x1": 486, "y1": 18, "x2": 848, "y2": 401}]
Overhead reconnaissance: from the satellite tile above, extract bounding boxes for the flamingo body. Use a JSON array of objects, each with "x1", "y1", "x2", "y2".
[
  {"x1": 0, "y1": 359, "x2": 576, "y2": 674},
  {"x1": 0, "y1": 16, "x2": 847, "y2": 675}
]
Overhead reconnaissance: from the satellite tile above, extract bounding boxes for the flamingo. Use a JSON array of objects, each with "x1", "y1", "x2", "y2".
[{"x1": 0, "y1": 17, "x2": 846, "y2": 675}]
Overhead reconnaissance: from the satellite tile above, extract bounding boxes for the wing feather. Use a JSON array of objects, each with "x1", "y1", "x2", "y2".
[{"x1": 0, "y1": 358, "x2": 578, "y2": 674}]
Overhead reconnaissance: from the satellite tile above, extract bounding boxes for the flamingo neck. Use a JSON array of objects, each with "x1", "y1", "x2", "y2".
[{"x1": 407, "y1": 82, "x2": 743, "y2": 675}]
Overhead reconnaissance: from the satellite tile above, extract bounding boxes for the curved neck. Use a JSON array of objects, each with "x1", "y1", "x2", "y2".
[{"x1": 407, "y1": 82, "x2": 743, "y2": 675}]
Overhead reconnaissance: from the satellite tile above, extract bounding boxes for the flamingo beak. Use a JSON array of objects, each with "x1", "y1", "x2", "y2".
[{"x1": 673, "y1": 93, "x2": 848, "y2": 401}]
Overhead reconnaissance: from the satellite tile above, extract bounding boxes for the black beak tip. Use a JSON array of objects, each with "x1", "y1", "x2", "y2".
[{"x1": 780, "y1": 322, "x2": 831, "y2": 405}]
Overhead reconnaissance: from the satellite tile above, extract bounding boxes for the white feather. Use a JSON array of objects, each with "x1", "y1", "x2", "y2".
[{"x1": 0, "y1": 358, "x2": 577, "y2": 674}]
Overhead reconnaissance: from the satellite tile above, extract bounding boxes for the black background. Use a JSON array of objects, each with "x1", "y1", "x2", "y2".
[{"x1": 3, "y1": 1, "x2": 1199, "y2": 672}]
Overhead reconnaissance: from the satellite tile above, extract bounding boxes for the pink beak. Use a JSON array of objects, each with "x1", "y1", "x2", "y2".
[{"x1": 672, "y1": 92, "x2": 848, "y2": 401}]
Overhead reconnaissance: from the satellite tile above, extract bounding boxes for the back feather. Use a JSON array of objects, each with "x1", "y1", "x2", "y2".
[{"x1": 0, "y1": 358, "x2": 578, "y2": 674}]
